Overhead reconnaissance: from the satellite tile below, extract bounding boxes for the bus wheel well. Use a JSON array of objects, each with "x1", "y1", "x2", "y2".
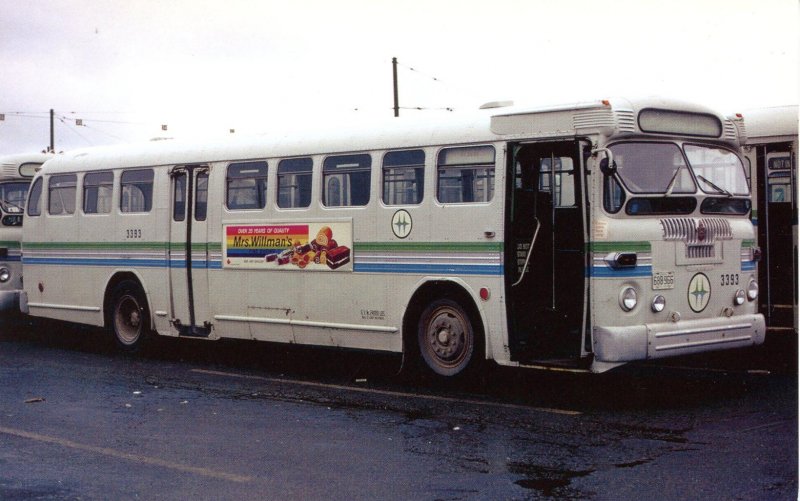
[
  {"x1": 103, "y1": 273, "x2": 147, "y2": 328},
  {"x1": 402, "y1": 281, "x2": 485, "y2": 363}
]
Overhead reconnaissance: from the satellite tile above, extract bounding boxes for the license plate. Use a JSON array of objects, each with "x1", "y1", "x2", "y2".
[{"x1": 652, "y1": 271, "x2": 675, "y2": 290}]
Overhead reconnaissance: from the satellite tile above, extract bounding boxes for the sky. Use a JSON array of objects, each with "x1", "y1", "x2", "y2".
[{"x1": 0, "y1": 0, "x2": 797, "y2": 154}]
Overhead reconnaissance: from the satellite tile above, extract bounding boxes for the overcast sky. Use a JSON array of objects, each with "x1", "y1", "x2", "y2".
[{"x1": 0, "y1": 0, "x2": 797, "y2": 153}]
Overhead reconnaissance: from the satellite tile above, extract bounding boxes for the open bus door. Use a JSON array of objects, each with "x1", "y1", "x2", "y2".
[
  {"x1": 505, "y1": 140, "x2": 589, "y2": 362},
  {"x1": 169, "y1": 165, "x2": 212, "y2": 337},
  {"x1": 757, "y1": 146, "x2": 797, "y2": 330}
]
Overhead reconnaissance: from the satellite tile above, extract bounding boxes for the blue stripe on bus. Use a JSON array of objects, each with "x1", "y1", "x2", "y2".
[
  {"x1": 741, "y1": 262, "x2": 756, "y2": 271},
  {"x1": 1, "y1": 256, "x2": 21, "y2": 262}
]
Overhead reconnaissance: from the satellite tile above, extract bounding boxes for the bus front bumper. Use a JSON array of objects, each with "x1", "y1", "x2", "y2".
[{"x1": 592, "y1": 314, "x2": 766, "y2": 371}]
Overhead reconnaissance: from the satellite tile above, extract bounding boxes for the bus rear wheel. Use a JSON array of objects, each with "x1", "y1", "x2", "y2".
[
  {"x1": 417, "y1": 299, "x2": 475, "y2": 377},
  {"x1": 110, "y1": 280, "x2": 150, "y2": 352}
]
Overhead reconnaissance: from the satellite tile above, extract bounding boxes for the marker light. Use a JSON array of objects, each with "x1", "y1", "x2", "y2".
[
  {"x1": 747, "y1": 279, "x2": 759, "y2": 301},
  {"x1": 620, "y1": 287, "x2": 638, "y2": 311},
  {"x1": 651, "y1": 295, "x2": 666, "y2": 313}
]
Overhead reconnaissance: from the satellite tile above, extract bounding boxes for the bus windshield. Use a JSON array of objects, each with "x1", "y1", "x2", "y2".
[
  {"x1": 0, "y1": 181, "x2": 30, "y2": 213},
  {"x1": 609, "y1": 142, "x2": 749, "y2": 197},
  {"x1": 610, "y1": 142, "x2": 696, "y2": 194},
  {"x1": 684, "y1": 144, "x2": 749, "y2": 196}
]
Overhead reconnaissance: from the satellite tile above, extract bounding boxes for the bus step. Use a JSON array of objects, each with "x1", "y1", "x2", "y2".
[{"x1": 178, "y1": 325, "x2": 211, "y2": 338}]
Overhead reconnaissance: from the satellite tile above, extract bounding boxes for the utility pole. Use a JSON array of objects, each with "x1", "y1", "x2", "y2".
[
  {"x1": 392, "y1": 57, "x2": 399, "y2": 117},
  {"x1": 49, "y1": 109, "x2": 54, "y2": 152}
]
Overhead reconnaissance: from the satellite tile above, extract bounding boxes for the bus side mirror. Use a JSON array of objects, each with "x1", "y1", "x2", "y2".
[{"x1": 600, "y1": 158, "x2": 617, "y2": 176}]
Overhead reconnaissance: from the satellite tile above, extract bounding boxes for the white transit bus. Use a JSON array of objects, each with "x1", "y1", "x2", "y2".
[
  {"x1": 741, "y1": 105, "x2": 798, "y2": 332},
  {"x1": 0, "y1": 152, "x2": 52, "y2": 313},
  {"x1": 19, "y1": 97, "x2": 765, "y2": 375}
]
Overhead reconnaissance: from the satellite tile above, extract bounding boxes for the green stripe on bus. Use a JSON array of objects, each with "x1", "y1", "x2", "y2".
[
  {"x1": 355, "y1": 242, "x2": 503, "y2": 253},
  {"x1": 587, "y1": 241, "x2": 651, "y2": 253},
  {"x1": 0, "y1": 241, "x2": 21, "y2": 249},
  {"x1": 742, "y1": 239, "x2": 755, "y2": 247}
]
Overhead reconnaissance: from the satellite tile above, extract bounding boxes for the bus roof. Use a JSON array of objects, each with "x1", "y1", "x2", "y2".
[
  {"x1": 0, "y1": 152, "x2": 54, "y2": 180},
  {"x1": 743, "y1": 105, "x2": 799, "y2": 142},
  {"x1": 40, "y1": 97, "x2": 738, "y2": 174}
]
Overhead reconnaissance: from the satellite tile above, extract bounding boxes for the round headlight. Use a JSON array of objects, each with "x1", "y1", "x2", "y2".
[
  {"x1": 747, "y1": 279, "x2": 759, "y2": 301},
  {"x1": 0, "y1": 267, "x2": 9, "y2": 283},
  {"x1": 651, "y1": 295, "x2": 666, "y2": 313},
  {"x1": 734, "y1": 289, "x2": 746, "y2": 306},
  {"x1": 620, "y1": 287, "x2": 637, "y2": 311}
]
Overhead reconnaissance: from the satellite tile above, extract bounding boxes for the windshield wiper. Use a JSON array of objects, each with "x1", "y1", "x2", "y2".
[
  {"x1": 696, "y1": 175, "x2": 733, "y2": 197},
  {"x1": 664, "y1": 164, "x2": 686, "y2": 196},
  {"x1": 0, "y1": 198, "x2": 24, "y2": 212}
]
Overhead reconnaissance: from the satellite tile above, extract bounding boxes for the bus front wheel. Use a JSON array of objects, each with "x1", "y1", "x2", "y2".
[
  {"x1": 110, "y1": 280, "x2": 150, "y2": 352},
  {"x1": 417, "y1": 299, "x2": 475, "y2": 377}
]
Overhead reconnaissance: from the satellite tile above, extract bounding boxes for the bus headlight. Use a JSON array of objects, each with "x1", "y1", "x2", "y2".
[
  {"x1": 620, "y1": 287, "x2": 637, "y2": 311},
  {"x1": 0, "y1": 267, "x2": 9, "y2": 283},
  {"x1": 734, "y1": 289, "x2": 746, "y2": 306},
  {"x1": 747, "y1": 279, "x2": 759, "y2": 301},
  {"x1": 651, "y1": 295, "x2": 666, "y2": 312}
]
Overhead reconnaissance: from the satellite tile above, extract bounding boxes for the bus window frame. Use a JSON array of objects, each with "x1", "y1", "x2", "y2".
[
  {"x1": 48, "y1": 173, "x2": 78, "y2": 216},
  {"x1": 435, "y1": 144, "x2": 496, "y2": 205},
  {"x1": 226, "y1": 161, "x2": 268, "y2": 211},
  {"x1": 381, "y1": 149, "x2": 425, "y2": 206}
]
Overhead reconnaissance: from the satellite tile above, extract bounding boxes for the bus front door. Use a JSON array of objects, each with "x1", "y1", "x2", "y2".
[
  {"x1": 505, "y1": 141, "x2": 587, "y2": 362},
  {"x1": 169, "y1": 166, "x2": 211, "y2": 337}
]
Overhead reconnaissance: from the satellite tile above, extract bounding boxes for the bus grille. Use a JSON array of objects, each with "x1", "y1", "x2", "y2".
[
  {"x1": 686, "y1": 244, "x2": 715, "y2": 258},
  {"x1": 660, "y1": 217, "x2": 732, "y2": 244}
]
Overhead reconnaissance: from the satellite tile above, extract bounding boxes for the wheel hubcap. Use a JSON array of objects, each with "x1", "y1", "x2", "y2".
[
  {"x1": 427, "y1": 308, "x2": 466, "y2": 362},
  {"x1": 115, "y1": 295, "x2": 142, "y2": 345}
]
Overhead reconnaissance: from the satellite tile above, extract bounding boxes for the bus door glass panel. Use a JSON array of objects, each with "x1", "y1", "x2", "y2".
[
  {"x1": 764, "y1": 153, "x2": 796, "y2": 325},
  {"x1": 169, "y1": 167, "x2": 211, "y2": 331},
  {"x1": 507, "y1": 142, "x2": 584, "y2": 360}
]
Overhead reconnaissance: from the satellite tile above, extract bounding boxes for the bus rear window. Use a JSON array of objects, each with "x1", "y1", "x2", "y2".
[
  {"x1": 227, "y1": 162, "x2": 268, "y2": 210},
  {"x1": 120, "y1": 169, "x2": 154, "y2": 213},
  {"x1": 48, "y1": 174, "x2": 77, "y2": 215},
  {"x1": 437, "y1": 145, "x2": 495, "y2": 204}
]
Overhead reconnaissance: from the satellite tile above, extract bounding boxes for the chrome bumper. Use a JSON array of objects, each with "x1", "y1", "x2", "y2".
[{"x1": 593, "y1": 313, "x2": 766, "y2": 369}]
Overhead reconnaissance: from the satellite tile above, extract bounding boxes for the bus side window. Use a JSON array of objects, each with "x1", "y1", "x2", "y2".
[
  {"x1": 277, "y1": 158, "x2": 312, "y2": 209},
  {"x1": 382, "y1": 149, "x2": 425, "y2": 205},
  {"x1": 27, "y1": 178, "x2": 43, "y2": 217},
  {"x1": 603, "y1": 173, "x2": 625, "y2": 213},
  {"x1": 195, "y1": 172, "x2": 208, "y2": 221},
  {"x1": 83, "y1": 171, "x2": 114, "y2": 214},
  {"x1": 173, "y1": 172, "x2": 186, "y2": 221},
  {"x1": 436, "y1": 145, "x2": 495, "y2": 204},
  {"x1": 120, "y1": 169, "x2": 154, "y2": 213},
  {"x1": 322, "y1": 154, "x2": 371, "y2": 207},
  {"x1": 226, "y1": 161, "x2": 267, "y2": 210},
  {"x1": 48, "y1": 174, "x2": 77, "y2": 215}
]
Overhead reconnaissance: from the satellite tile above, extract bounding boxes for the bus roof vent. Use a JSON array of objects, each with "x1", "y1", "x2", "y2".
[{"x1": 480, "y1": 100, "x2": 514, "y2": 110}]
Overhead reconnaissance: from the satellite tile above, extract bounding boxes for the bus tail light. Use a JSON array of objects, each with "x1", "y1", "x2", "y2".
[
  {"x1": 0, "y1": 267, "x2": 9, "y2": 283},
  {"x1": 734, "y1": 289, "x2": 746, "y2": 306},
  {"x1": 651, "y1": 295, "x2": 666, "y2": 312}
]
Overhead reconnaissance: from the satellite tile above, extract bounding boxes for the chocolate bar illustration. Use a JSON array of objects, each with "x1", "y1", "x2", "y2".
[{"x1": 326, "y1": 246, "x2": 350, "y2": 270}]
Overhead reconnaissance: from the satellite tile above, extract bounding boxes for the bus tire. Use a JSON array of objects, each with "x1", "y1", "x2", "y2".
[
  {"x1": 109, "y1": 280, "x2": 151, "y2": 353},
  {"x1": 417, "y1": 298, "x2": 475, "y2": 377}
]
